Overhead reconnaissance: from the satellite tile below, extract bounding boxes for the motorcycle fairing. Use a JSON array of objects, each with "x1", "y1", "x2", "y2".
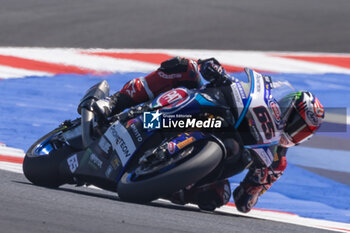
[
  {"x1": 71, "y1": 117, "x2": 150, "y2": 184},
  {"x1": 72, "y1": 69, "x2": 285, "y2": 182},
  {"x1": 73, "y1": 87, "x2": 229, "y2": 185},
  {"x1": 33, "y1": 136, "x2": 55, "y2": 157},
  {"x1": 235, "y1": 68, "x2": 283, "y2": 166}
]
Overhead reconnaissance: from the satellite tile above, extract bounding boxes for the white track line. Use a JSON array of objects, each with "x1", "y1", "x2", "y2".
[
  {"x1": 0, "y1": 64, "x2": 52, "y2": 79},
  {"x1": 0, "y1": 48, "x2": 350, "y2": 78},
  {"x1": 0, "y1": 144, "x2": 25, "y2": 157},
  {"x1": 0, "y1": 47, "x2": 158, "y2": 73}
]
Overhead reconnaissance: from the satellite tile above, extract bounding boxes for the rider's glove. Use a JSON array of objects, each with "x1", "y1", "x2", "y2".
[
  {"x1": 198, "y1": 58, "x2": 230, "y2": 85},
  {"x1": 92, "y1": 98, "x2": 113, "y2": 123}
]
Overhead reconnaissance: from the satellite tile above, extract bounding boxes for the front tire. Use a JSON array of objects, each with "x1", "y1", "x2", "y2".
[
  {"x1": 23, "y1": 129, "x2": 76, "y2": 188},
  {"x1": 117, "y1": 140, "x2": 223, "y2": 203}
]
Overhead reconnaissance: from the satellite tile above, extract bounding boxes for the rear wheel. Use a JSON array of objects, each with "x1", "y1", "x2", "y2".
[{"x1": 117, "y1": 140, "x2": 223, "y2": 203}]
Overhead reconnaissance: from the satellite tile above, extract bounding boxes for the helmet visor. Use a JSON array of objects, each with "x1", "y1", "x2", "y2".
[
  {"x1": 278, "y1": 93, "x2": 297, "y2": 123},
  {"x1": 284, "y1": 105, "x2": 314, "y2": 144}
]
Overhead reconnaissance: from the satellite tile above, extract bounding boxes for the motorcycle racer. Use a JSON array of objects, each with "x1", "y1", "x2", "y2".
[{"x1": 88, "y1": 56, "x2": 325, "y2": 213}]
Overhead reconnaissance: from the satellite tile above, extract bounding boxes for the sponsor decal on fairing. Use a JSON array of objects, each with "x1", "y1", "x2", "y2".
[
  {"x1": 269, "y1": 99, "x2": 282, "y2": 124},
  {"x1": 67, "y1": 154, "x2": 79, "y2": 173},
  {"x1": 104, "y1": 121, "x2": 136, "y2": 166},
  {"x1": 110, "y1": 155, "x2": 120, "y2": 169},
  {"x1": 88, "y1": 153, "x2": 103, "y2": 169},
  {"x1": 130, "y1": 123, "x2": 143, "y2": 142},
  {"x1": 155, "y1": 88, "x2": 190, "y2": 109},
  {"x1": 231, "y1": 83, "x2": 244, "y2": 112},
  {"x1": 167, "y1": 141, "x2": 176, "y2": 154},
  {"x1": 98, "y1": 136, "x2": 111, "y2": 154},
  {"x1": 105, "y1": 165, "x2": 113, "y2": 178},
  {"x1": 176, "y1": 137, "x2": 195, "y2": 149},
  {"x1": 235, "y1": 81, "x2": 247, "y2": 99}
]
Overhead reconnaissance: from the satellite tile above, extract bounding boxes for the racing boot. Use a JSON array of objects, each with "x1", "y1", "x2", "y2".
[{"x1": 170, "y1": 180, "x2": 231, "y2": 211}]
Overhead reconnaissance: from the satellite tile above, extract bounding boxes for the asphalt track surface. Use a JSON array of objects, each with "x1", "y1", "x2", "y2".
[
  {"x1": 0, "y1": 0, "x2": 348, "y2": 233},
  {"x1": 0, "y1": 170, "x2": 334, "y2": 233},
  {"x1": 0, "y1": 0, "x2": 350, "y2": 52}
]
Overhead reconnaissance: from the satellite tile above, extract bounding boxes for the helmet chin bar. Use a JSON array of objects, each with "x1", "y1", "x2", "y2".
[{"x1": 295, "y1": 132, "x2": 314, "y2": 145}]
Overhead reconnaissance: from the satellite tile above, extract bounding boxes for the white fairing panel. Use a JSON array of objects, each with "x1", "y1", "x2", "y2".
[
  {"x1": 236, "y1": 69, "x2": 284, "y2": 166},
  {"x1": 104, "y1": 121, "x2": 136, "y2": 166}
]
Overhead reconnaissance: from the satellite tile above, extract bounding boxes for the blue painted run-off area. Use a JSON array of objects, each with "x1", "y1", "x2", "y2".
[{"x1": 0, "y1": 72, "x2": 349, "y2": 223}]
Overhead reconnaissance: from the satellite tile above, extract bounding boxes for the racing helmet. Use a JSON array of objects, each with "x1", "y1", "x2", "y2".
[{"x1": 278, "y1": 91, "x2": 324, "y2": 147}]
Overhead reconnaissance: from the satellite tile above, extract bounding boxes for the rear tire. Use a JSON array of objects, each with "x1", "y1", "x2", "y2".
[{"x1": 117, "y1": 140, "x2": 223, "y2": 203}]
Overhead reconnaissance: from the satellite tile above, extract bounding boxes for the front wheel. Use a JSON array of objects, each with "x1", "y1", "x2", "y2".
[
  {"x1": 117, "y1": 140, "x2": 224, "y2": 203},
  {"x1": 23, "y1": 126, "x2": 77, "y2": 188}
]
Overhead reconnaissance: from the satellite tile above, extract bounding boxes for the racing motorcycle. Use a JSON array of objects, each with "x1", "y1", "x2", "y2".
[{"x1": 23, "y1": 68, "x2": 284, "y2": 209}]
